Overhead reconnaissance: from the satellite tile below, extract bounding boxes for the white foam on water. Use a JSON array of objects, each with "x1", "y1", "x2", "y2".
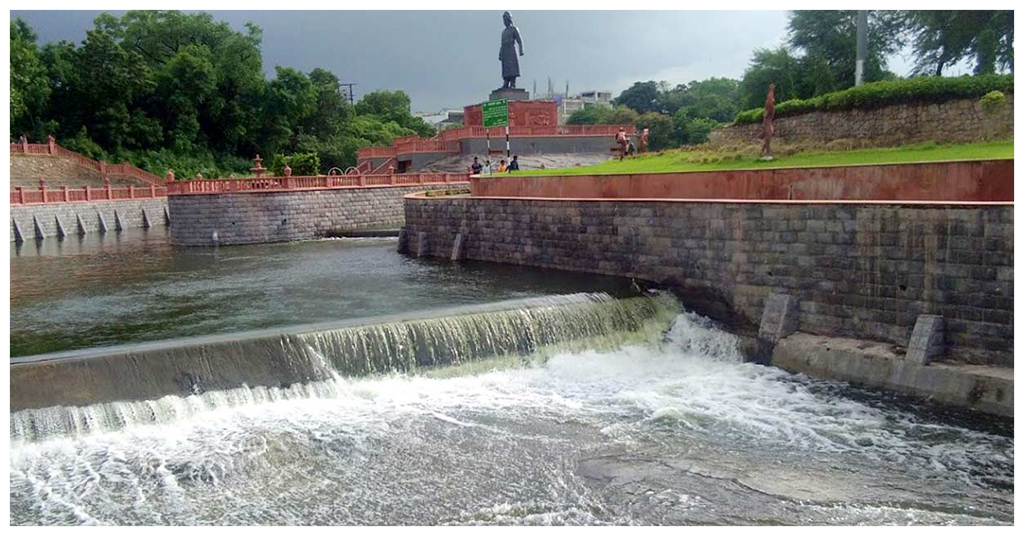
[{"x1": 9, "y1": 310, "x2": 1013, "y2": 525}]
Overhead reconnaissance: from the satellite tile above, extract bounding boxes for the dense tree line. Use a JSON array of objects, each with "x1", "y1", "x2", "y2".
[
  {"x1": 10, "y1": 11, "x2": 434, "y2": 177},
  {"x1": 569, "y1": 10, "x2": 1012, "y2": 150}
]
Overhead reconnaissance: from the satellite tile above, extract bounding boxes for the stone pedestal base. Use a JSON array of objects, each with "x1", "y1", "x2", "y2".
[{"x1": 489, "y1": 88, "x2": 530, "y2": 102}]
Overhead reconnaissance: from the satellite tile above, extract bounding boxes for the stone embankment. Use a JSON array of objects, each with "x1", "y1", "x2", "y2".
[
  {"x1": 11, "y1": 198, "x2": 169, "y2": 242},
  {"x1": 403, "y1": 195, "x2": 1013, "y2": 416},
  {"x1": 170, "y1": 183, "x2": 467, "y2": 246},
  {"x1": 708, "y1": 95, "x2": 1014, "y2": 148}
]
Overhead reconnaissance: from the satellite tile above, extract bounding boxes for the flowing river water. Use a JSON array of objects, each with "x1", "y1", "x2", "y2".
[{"x1": 8, "y1": 232, "x2": 1014, "y2": 525}]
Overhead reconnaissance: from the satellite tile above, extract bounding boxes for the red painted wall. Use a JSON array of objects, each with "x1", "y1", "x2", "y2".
[
  {"x1": 464, "y1": 100, "x2": 558, "y2": 127},
  {"x1": 470, "y1": 160, "x2": 1013, "y2": 202}
]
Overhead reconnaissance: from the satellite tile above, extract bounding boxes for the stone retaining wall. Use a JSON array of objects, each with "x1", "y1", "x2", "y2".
[
  {"x1": 708, "y1": 95, "x2": 1014, "y2": 148},
  {"x1": 170, "y1": 184, "x2": 466, "y2": 246},
  {"x1": 10, "y1": 198, "x2": 169, "y2": 241},
  {"x1": 10, "y1": 154, "x2": 143, "y2": 188},
  {"x1": 404, "y1": 196, "x2": 1013, "y2": 367}
]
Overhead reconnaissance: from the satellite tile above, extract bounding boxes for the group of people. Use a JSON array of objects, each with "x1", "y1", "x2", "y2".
[
  {"x1": 470, "y1": 155, "x2": 520, "y2": 175},
  {"x1": 616, "y1": 127, "x2": 649, "y2": 161},
  {"x1": 468, "y1": 126, "x2": 650, "y2": 174}
]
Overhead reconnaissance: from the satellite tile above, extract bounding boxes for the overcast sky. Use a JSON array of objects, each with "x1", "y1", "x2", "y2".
[{"x1": 12, "y1": 10, "x2": 933, "y2": 112}]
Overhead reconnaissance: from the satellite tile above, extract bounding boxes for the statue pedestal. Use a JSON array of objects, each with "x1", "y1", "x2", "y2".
[{"x1": 489, "y1": 88, "x2": 530, "y2": 102}]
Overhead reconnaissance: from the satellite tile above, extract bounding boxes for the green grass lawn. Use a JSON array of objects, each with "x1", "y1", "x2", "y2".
[{"x1": 514, "y1": 140, "x2": 1013, "y2": 176}]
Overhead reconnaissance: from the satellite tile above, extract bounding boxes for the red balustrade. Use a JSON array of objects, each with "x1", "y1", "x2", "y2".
[{"x1": 9, "y1": 185, "x2": 168, "y2": 205}]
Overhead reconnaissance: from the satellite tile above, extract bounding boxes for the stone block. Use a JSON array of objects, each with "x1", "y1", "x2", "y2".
[
  {"x1": 416, "y1": 231, "x2": 429, "y2": 258},
  {"x1": 906, "y1": 314, "x2": 944, "y2": 365},
  {"x1": 12, "y1": 218, "x2": 25, "y2": 243},
  {"x1": 33, "y1": 216, "x2": 45, "y2": 240},
  {"x1": 451, "y1": 231, "x2": 467, "y2": 261},
  {"x1": 759, "y1": 292, "x2": 801, "y2": 344},
  {"x1": 54, "y1": 214, "x2": 67, "y2": 238}
]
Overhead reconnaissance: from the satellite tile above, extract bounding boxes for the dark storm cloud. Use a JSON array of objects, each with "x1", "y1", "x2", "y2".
[{"x1": 11, "y1": 10, "x2": 793, "y2": 111}]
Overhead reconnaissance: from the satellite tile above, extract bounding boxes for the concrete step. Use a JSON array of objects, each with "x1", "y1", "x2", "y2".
[{"x1": 772, "y1": 332, "x2": 1013, "y2": 418}]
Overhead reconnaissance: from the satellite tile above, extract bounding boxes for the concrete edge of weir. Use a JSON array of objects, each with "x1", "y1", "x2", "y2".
[{"x1": 769, "y1": 332, "x2": 1013, "y2": 419}]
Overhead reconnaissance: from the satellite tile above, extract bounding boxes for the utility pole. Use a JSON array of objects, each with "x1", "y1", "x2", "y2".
[
  {"x1": 855, "y1": 10, "x2": 867, "y2": 86},
  {"x1": 340, "y1": 83, "x2": 356, "y2": 106}
]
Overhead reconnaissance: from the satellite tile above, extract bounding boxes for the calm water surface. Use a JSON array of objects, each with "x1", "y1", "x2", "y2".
[{"x1": 9, "y1": 229, "x2": 631, "y2": 357}]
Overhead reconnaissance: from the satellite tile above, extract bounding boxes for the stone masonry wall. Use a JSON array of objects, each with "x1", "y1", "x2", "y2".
[
  {"x1": 708, "y1": 95, "x2": 1014, "y2": 148},
  {"x1": 10, "y1": 198, "x2": 169, "y2": 242},
  {"x1": 404, "y1": 197, "x2": 1013, "y2": 367},
  {"x1": 170, "y1": 184, "x2": 466, "y2": 246}
]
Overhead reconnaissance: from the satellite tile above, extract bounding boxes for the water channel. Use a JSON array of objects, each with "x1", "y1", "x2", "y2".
[{"x1": 8, "y1": 230, "x2": 1014, "y2": 525}]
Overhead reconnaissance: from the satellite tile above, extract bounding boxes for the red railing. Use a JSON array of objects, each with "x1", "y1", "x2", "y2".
[
  {"x1": 358, "y1": 146, "x2": 398, "y2": 158},
  {"x1": 166, "y1": 173, "x2": 471, "y2": 195},
  {"x1": 12, "y1": 137, "x2": 164, "y2": 185},
  {"x1": 10, "y1": 184, "x2": 168, "y2": 205}
]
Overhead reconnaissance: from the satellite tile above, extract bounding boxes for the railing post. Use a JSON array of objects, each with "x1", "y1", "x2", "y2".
[
  {"x1": 39, "y1": 178, "x2": 47, "y2": 204},
  {"x1": 47, "y1": 135, "x2": 55, "y2": 154},
  {"x1": 83, "y1": 185, "x2": 90, "y2": 201},
  {"x1": 61, "y1": 185, "x2": 68, "y2": 203},
  {"x1": 150, "y1": 184, "x2": 156, "y2": 198},
  {"x1": 98, "y1": 160, "x2": 106, "y2": 175},
  {"x1": 16, "y1": 187, "x2": 23, "y2": 204},
  {"x1": 104, "y1": 177, "x2": 111, "y2": 200},
  {"x1": 359, "y1": 174, "x2": 366, "y2": 187},
  {"x1": 128, "y1": 184, "x2": 134, "y2": 199}
]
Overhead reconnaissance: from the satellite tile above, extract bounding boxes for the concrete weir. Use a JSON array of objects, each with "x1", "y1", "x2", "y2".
[{"x1": 10, "y1": 293, "x2": 677, "y2": 414}]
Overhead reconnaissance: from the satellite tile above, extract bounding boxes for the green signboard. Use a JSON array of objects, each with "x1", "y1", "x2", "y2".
[{"x1": 482, "y1": 99, "x2": 509, "y2": 128}]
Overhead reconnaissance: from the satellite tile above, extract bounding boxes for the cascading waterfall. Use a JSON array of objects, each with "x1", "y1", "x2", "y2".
[
  {"x1": 11, "y1": 292, "x2": 681, "y2": 443},
  {"x1": 9, "y1": 297, "x2": 1013, "y2": 525}
]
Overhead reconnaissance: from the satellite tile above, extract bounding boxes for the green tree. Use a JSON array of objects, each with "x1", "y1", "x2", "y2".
[
  {"x1": 636, "y1": 111, "x2": 674, "y2": 150},
  {"x1": 738, "y1": 47, "x2": 802, "y2": 110},
  {"x1": 671, "y1": 109, "x2": 718, "y2": 146},
  {"x1": 608, "y1": 106, "x2": 640, "y2": 126},
  {"x1": 904, "y1": 11, "x2": 1013, "y2": 76},
  {"x1": 71, "y1": 23, "x2": 156, "y2": 150},
  {"x1": 677, "y1": 78, "x2": 740, "y2": 123},
  {"x1": 786, "y1": 10, "x2": 904, "y2": 88},
  {"x1": 612, "y1": 81, "x2": 661, "y2": 114},
  {"x1": 566, "y1": 105, "x2": 612, "y2": 125},
  {"x1": 259, "y1": 66, "x2": 317, "y2": 156},
  {"x1": 355, "y1": 90, "x2": 434, "y2": 137},
  {"x1": 10, "y1": 18, "x2": 51, "y2": 138}
]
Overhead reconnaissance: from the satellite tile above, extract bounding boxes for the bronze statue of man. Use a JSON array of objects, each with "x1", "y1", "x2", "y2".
[{"x1": 499, "y1": 11, "x2": 524, "y2": 89}]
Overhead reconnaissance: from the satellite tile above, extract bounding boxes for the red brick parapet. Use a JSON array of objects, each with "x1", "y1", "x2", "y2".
[{"x1": 469, "y1": 159, "x2": 1013, "y2": 203}]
